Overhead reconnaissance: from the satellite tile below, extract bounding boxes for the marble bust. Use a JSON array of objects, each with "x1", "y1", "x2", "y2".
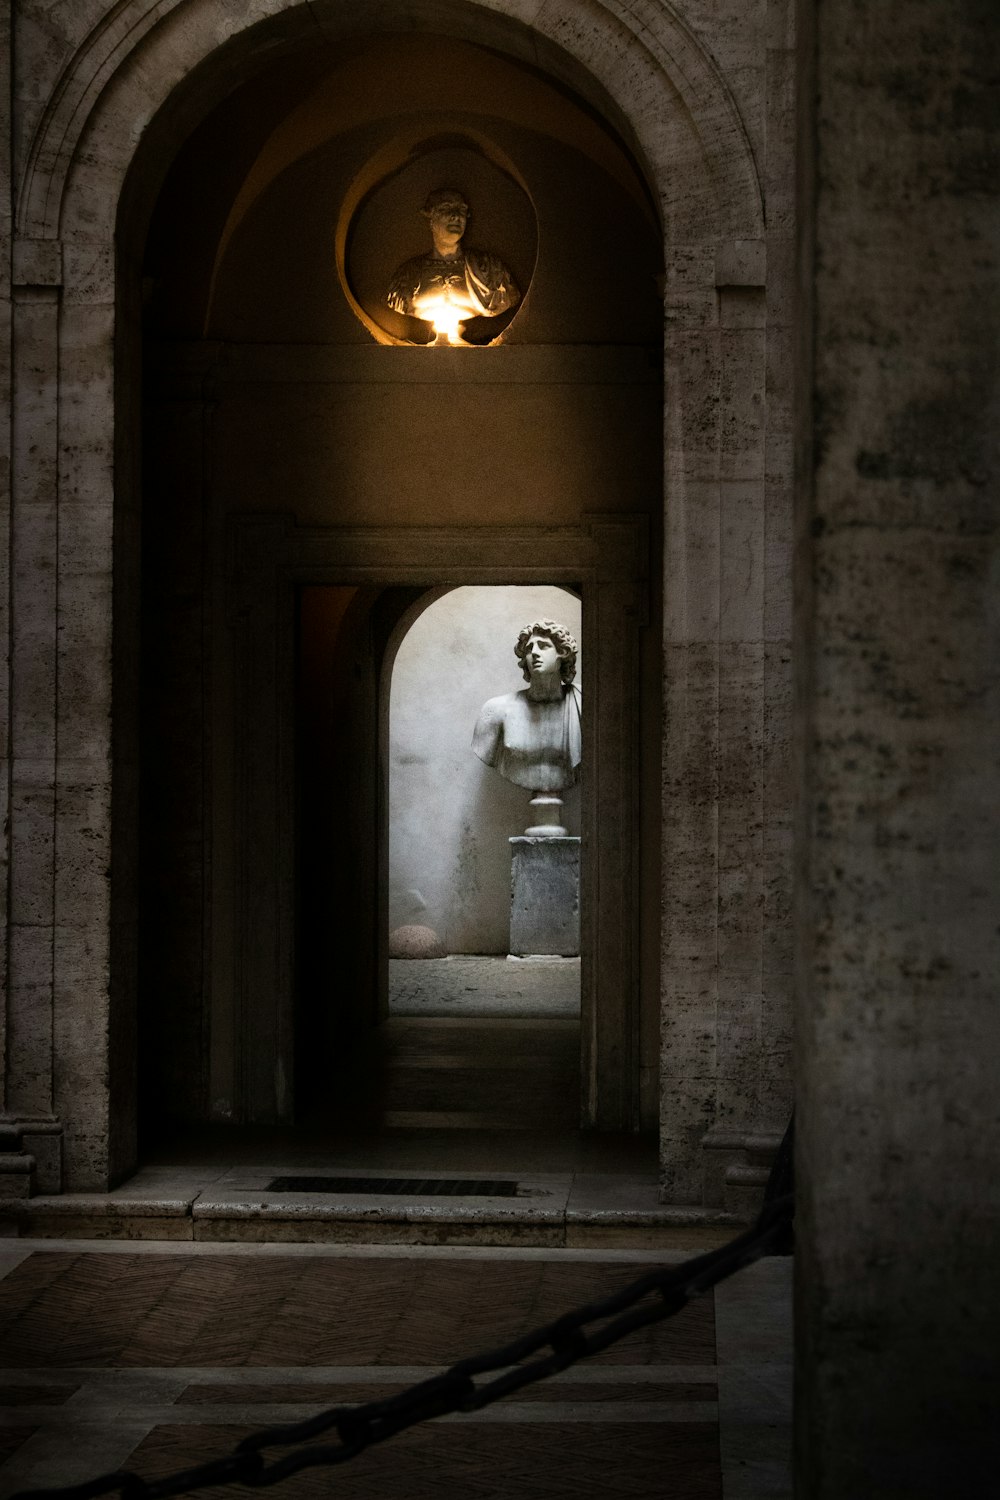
[
  {"x1": 387, "y1": 188, "x2": 520, "y2": 343},
  {"x1": 473, "y1": 621, "x2": 582, "y2": 808}
]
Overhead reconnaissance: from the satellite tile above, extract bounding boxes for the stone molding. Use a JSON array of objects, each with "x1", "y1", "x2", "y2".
[
  {"x1": 0, "y1": 1116, "x2": 64, "y2": 1197},
  {"x1": 700, "y1": 1125, "x2": 785, "y2": 1217},
  {"x1": 16, "y1": 0, "x2": 764, "y2": 244}
]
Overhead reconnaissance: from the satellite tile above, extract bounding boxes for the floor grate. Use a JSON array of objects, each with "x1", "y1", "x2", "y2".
[{"x1": 265, "y1": 1175, "x2": 520, "y2": 1197}]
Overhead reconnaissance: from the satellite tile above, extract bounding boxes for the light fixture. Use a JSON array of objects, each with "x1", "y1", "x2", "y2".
[{"x1": 417, "y1": 292, "x2": 467, "y2": 346}]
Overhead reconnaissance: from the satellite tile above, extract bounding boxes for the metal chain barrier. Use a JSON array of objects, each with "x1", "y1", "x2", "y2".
[{"x1": 11, "y1": 1192, "x2": 793, "y2": 1500}]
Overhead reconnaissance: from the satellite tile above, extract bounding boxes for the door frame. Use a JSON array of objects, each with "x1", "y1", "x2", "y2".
[{"x1": 226, "y1": 512, "x2": 648, "y2": 1128}]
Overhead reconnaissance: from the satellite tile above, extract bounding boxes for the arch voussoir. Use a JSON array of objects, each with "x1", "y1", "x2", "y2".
[{"x1": 20, "y1": 0, "x2": 762, "y2": 248}]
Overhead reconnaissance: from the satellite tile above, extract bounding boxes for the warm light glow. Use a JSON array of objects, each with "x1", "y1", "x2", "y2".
[{"x1": 414, "y1": 293, "x2": 466, "y2": 346}]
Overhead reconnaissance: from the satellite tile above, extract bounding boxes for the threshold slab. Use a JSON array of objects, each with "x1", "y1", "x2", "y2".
[{"x1": 4, "y1": 1166, "x2": 746, "y2": 1248}]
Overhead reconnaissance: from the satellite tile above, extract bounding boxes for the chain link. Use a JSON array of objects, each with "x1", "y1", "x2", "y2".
[{"x1": 12, "y1": 1195, "x2": 793, "y2": 1500}]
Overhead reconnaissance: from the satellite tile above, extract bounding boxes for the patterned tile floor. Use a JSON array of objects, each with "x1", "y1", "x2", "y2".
[{"x1": 0, "y1": 1242, "x2": 791, "y2": 1499}]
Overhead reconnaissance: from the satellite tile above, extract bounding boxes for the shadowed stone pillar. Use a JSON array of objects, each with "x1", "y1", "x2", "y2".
[
  {"x1": 2, "y1": 239, "x2": 64, "y2": 1193},
  {"x1": 796, "y1": 0, "x2": 1000, "y2": 1491},
  {"x1": 659, "y1": 0, "x2": 798, "y2": 1208}
]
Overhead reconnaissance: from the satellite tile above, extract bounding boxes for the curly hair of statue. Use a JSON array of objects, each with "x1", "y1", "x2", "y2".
[{"x1": 514, "y1": 620, "x2": 578, "y2": 682}]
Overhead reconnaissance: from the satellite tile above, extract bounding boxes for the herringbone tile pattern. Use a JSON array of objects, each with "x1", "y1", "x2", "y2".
[
  {"x1": 0, "y1": 1430, "x2": 38, "y2": 1464},
  {"x1": 127, "y1": 1421, "x2": 723, "y2": 1498},
  {"x1": 0, "y1": 1255, "x2": 715, "y2": 1368},
  {"x1": 176, "y1": 1379, "x2": 718, "y2": 1405},
  {"x1": 0, "y1": 1385, "x2": 77, "y2": 1406},
  {"x1": 0, "y1": 1252, "x2": 724, "y2": 1497}
]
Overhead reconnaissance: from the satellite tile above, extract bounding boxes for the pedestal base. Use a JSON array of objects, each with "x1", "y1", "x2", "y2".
[{"x1": 509, "y1": 836, "x2": 580, "y2": 956}]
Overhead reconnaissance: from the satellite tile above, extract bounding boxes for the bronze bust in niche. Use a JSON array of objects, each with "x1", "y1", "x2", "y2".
[{"x1": 387, "y1": 187, "x2": 520, "y2": 344}]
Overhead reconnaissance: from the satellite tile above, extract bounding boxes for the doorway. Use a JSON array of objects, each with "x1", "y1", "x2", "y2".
[
  {"x1": 387, "y1": 585, "x2": 582, "y2": 990},
  {"x1": 132, "y1": 29, "x2": 663, "y2": 1168},
  {"x1": 217, "y1": 515, "x2": 646, "y2": 1144},
  {"x1": 387, "y1": 585, "x2": 584, "y2": 1133},
  {"x1": 295, "y1": 581, "x2": 585, "y2": 1137}
]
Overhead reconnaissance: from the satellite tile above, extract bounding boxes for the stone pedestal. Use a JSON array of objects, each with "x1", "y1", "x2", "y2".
[{"x1": 509, "y1": 836, "x2": 580, "y2": 956}]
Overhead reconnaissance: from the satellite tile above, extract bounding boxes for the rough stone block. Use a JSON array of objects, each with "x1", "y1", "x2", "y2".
[
  {"x1": 509, "y1": 836, "x2": 579, "y2": 957},
  {"x1": 13, "y1": 238, "x2": 62, "y2": 287},
  {"x1": 715, "y1": 239, "x2": 766, "y2": 288},
  {"x1": 0, "y1": 1153, "x2": 35, "y2": 1198},
  {"x1": 19, "y1": 1127, "x2": 61, "y2": 1194}
]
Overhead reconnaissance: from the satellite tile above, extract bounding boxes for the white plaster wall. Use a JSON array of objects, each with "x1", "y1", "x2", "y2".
[{"x1": 389, "y1": 586, "x2": 582, "y2": 953}]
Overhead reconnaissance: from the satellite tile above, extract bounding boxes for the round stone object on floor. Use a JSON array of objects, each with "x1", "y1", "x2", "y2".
[{"x1": 389, "y1": 925, "x2": 447, "y2": 959}]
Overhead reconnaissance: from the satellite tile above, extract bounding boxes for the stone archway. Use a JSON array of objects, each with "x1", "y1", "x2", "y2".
[{"x1": 5, "y1": 0, "x2": 788, "y2": 1199}]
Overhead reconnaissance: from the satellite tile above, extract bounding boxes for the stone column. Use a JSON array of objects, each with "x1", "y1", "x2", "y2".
[
  {"x1": 0, "y1": 221, "x2": 124, "y2": 1193},
  {"x1": 659, "y1": 81, "x2": 797, "y2": 1205},
  {"x1": 0, "y1": 3, "x2": 13, "y2": 1180},
  {"x1": 797, "y1": 0, "x2": 1000, "y2": 1491},
  {"x1": 2, "y1": 238, "x2": 64, "y2": 1193}
]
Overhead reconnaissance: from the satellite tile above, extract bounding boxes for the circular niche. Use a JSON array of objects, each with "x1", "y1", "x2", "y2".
[{"x1": 342, "y1": 139, "x2": 537, "y2": 346}]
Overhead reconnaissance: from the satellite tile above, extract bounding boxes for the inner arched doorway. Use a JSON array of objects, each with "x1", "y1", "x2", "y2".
[
  {"x1": 386, "y1": 584, "x2": 584, "y2": 964},
  {"x1": 297, "y1": 582, "x2": 587, "y2": 1138}
]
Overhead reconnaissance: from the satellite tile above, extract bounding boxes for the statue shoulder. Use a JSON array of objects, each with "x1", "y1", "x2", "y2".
[
  {"x1": 466, "y1": 248, "x2": 510, "y2": 277},
  {"x1": 464, "y1": 249, "x2": 520, "y2": 313},
  {"x1": 473, "y1": 689, "x2": 524, "y2": 768},
  {"x1": 387, "y1": 256, "x2": 425, "y2": 312},
  {"x1": 476, "y1": 689, "x2": 524, "y2": 724}
]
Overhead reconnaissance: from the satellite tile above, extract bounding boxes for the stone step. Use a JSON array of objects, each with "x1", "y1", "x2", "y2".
[{"x1": 6, "y1": 1182, "x2": 745, "y2": 1249}]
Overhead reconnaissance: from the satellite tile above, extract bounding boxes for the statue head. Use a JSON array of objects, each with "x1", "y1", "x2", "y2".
[
  {"x1": 421, "y1": 188, "x2": 469, "y2": 252},
  {"x1": 514, "y1": 620, "x2": 578, "y2": 685}
]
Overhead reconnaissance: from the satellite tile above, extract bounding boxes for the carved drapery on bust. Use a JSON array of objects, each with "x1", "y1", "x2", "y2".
[
  {"x1": 472, "y1": 620, "x2": 582, "y2": 794},
  {"x1": 387, "y1": 187, "x2": 520, "y2": 343}
]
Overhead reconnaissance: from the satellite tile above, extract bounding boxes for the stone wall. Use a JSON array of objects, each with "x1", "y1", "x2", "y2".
[
  {"x1": 796, "y1": 0, "x2": 1000, "y2": 1489},
  {"x1": 1, "y1": 0, "x2": 795, "y2": 1198},
  {"x1": 659, "y1": 0, "x2": 798, "y2": 1207},
  {"x1": 4, "y1": 0, "x2": 997, "y2": 1487}
]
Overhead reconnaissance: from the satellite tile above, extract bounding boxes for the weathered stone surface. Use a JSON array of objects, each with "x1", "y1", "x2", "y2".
[
  {"x1": 509, "y1": 837, "x2": 580, "y2": 957},
  {"x1": 2, "y1": 0, "x2": 794, "y2": 1211},
  {"x1": 387, "y1": 925, "x2": 447, "y2": 961},
  {"x1": 797, "y1": 0, "x2": 1000, "y2": 1491}
]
